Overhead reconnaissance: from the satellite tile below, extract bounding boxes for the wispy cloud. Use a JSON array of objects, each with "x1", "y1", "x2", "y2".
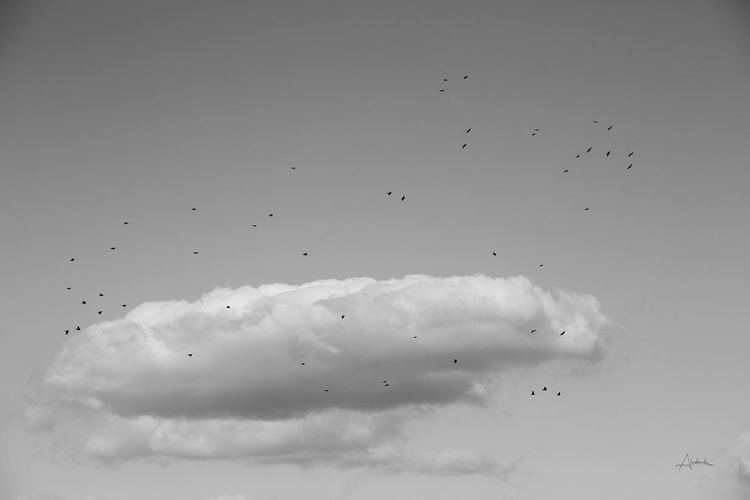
[{"x1": 28, "y1": 274, "x2": 608, "y2": 473}]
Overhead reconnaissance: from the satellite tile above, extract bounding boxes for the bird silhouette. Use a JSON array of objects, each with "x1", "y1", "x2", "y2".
[
  {"x1": 453, "y1": 359, "x2": 458, "y2": 364},
  {"x1": 99, "y1": 293, "x2": 104, "y2": 296},
  {"x1": 252, "y1": 224, "x2": 257, "y2": 227},
  {"x1": 533, "y1": 128, "x2": 539, "y2": 131},
  {"x1": 606, "y1": 151, "x2": 611, "y2": 157},
  {"x1": 443, "y1": 78, "x2": 448, "y2": 81},
  {"x1": 463, "y1": 75, "x2": 468, "y2": 79},
  {"x1": 97, "y1": 311, "x2": 102, "y2": 315},
  {"x1": 301, "y1": 362, "x2": 305, "y2": 365},
  {"x1": 385, "y1": 383, "x2": 390, "y2": 387},
  {"x1": 492, "y1": 252, "x2": 497, "y2": 256},
  {"x1": 575, "y1": 155, "x2": 580, "y2": 158},
  {"x1": 628, "y1": 152, "x2": 634, "y2": 157},
  {"x1": 191, "y1": 207, "x2": 196, "y2": 210},
  {"x1": 290, "y1": 166, "x2": 296, "y2": 170},
  {"x1": 75, "y1": 326, "x2": 80, "y2": 331},
  {"x1": 531, "y1": 132, "x2": 536, "y2": 136},
  {"x1": 193, "y1": 251, "x2": 199, "y2": 254},
  {"x1": 387, "y1": 192, "x2": 392, "y2": 195},
  {"x1": 466, "y1": 128, "x2": 471, "y2": 133},
  {"x1": 269, "y1": 214, "x2": 273, "y2": 217},
  {"x1": 530, "y1": 329, "x2": 537, "y2": 333},
  {"x1": 413, "y1": 336, "x2": 417, "y2": 339},
  {"x1": 302, "y1": 252, "x2": 308, "y2": 256},
  {"x1": 593, "y1": 121, "x2": 599, "y2": 123},
  {"x1": 564, "y1": 169, "x2": 569, "y2": 173},
  {"x1": 543, "y1": 386, "x2": 547, "y2": 391},
  {"x1": 557, "y1": 392, "x2": 561, "y2": 396},
  {"x1": 585, "y1": 207, "x2": 590, "y2": 210},
  {"x1": 531, "y1": 391, "x2": 535, "y2": 395},
  {"x1": 341, "y1": 315, "x2": 345, "y2": 319},
  {"x1": 81, "y1": 301, "x2": 86, "y2": 305},
  {"x1": 560, "y1": 330, "x2": 565, "y2": 336},
  {"x1": 188, "y1": 353, "x2": 192, "y2": 357},
  {"x1": 122, "y1": 304, "x2": 127, "y2": 307},
  {"x1": 67, "y1": 287, "x2": 71, "y2": 290},
  {"x1": 123, "y1": 221, "x2": 129, "y2": 225},
  {"x1": 401, "y1": 196, "x2": 406, "y2": 201},
  {"x1": 587, "y1": 147, "x2": 592, "y2": 153},
  {"x1": 539, "y1": 264, "x2": 544, "y2": 267},
  {"x1": 65, "y1": 330, "x2": 69, "y2": 335},
  {"x1": 439, "y1": 89, "x2": 445, "y2": 92},
  {"x1": 383, "y1": 380, "x2": 387, "y2": 383},
  {"x1": 324, "y1": 389, "x2": 329, "y2": 392},
  {"x1": 627, "y1": 164, "x2": 633, "y2": 170},
  {"x1": 607, "y1": 126, "x2": 613, "y2": 131},
  {"x1": 226, "y1": 305, "x2": 230, "y2": 309},
  {"x1": 462, "y1": 144, "x2": 467, "y2": 149},
  {"x1": 70, "y1": 258, "x2": 75, "y2": 262},
  {"x1": 110, "y1": 247, "x2": 116, "y2": 250}
]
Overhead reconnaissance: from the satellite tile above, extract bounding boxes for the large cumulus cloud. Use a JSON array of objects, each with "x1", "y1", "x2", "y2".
[{"x1": 29, "y1": 274, "x2": 608, "y2": 472}]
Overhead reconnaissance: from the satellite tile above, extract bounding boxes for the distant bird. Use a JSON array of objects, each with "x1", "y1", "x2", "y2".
[
  {"x1": 539, "y1": 264, "x2": 544, "y2": 267},
  {"x1": 341, "y1": 315, "x2": 345, "y2": 319},
  {"x1": 67, "y1": 287, "x2": 71, "y2": 290},
  {"x1": 302, "y1": 252, "x2": 308, "y2": 256},
  {"x1": 593, "y1": 121, "x2": 599, "y2": 123},
  {"x1": 65, "y1": 330, "x2": 69, "y2": 335},
  {"x1": 463, "y1": 75, "x2": 468, "y2": 79},
  {"x1": 453, "y1": 359, "x2": 458, "y2": 364},
  {"x1": 188, "y1": 353, "x2": 192, "y2": 357},
  {"x1": 193, "y1": 251, "x2": 198, "y2": 254},
  {"x1": 586, "y1": 147, "x2": 592, "y2": 153},
  {"x1": 290, "y1": 166, "x2": 296, "y2": 170},
  {"x1": 81, "y1": 301, "x2": 86, "y2": 305},
  {"x1": 543, "y1": 386, "x2": 547, "y2": 391},
  {"x1": 628, "y1": 152, "x2": 634, "y2": 157},
  {"x1": 110, "y1": 247, "x2": 116, "y2": 250},
  {"x1": 99, "y1": 293, "x2": 104, "y2": 296},
  {"x1": 70, "y1": 258, "x2": 75, "y2": 262},
  {"x1": 466, "y1": 128, "x2": 471, "y2": 133},
  {"x1": 123, "y1": 221, "x2": 129, "y2": 225},
  {"x1": 122, "y1": 304, "x2": 127, "y2": 308},
  {"x1": 384, "y1": 383, "x2": 390, "y2": 387},
  {"x1": 252, "y1": 224, "x2": 257, "y2": 227},
  {"x1": 606, "y1": 151, "x2": 611, "y2": 157},
  {"x1": 383, "y1": 380, "x2": 387, "y2": 383},
  {"x1": 575, "y1": 155, "x2": 580, "y2": 158},
  {"x1": 627, "y1": 164, "x2": 633, "y2": 170},
  {"x1": 531, "y1": 132, "x2": 536, "y2": 136},
  {"x1": 269, "y1": 214, "x2": 273, "y2": 217},
  {"x1": 226, "y1": 305, "x2": 230, "y2": 309},
  {"x1": 75, "y1": 326, "x2": 80, "y2": 331},
  {"x1": 531, "y1": 391, "x2": 535, "y2": 395},
  {"x1": 97, "y1": 311, "x2": 102, "y2": 315},
  {"x1": 413, "y1": 336, "x2": 417, "y2": 339},
  {"x1": 585, "y1": 207, "x2": 590, "y2": 211},
  {"x1": 530, "y1": 329, "x2": 537, "y2": 333},
  {"x1": 387, "y1": 191, "x2": 392, "y2": 195},
  {"x1": 533, "y1": 128, "x2": 539, "y2": 131},
  {"x1": 401, "y1": 195, "x2": 406, "y2": 201},
  {"x1": 324, "y1": 389, "x2": 329, "y2": 392},
  {"x1": 492, "y1": 252, "x2": 497, "y2": 256},
  {"x1": 301, "y1": 363, "x2": 305, "y2": 365},
  {"x1": 557, "y1": 392, "x2": 561, "y2": 396},
  {"x1": 443, "y1": 78, "x2": 448, "y2": 81},
  {"x1": 462, "y1": 144, "x2": 467, "y2": 149},
  {"x1": 607, "y1": 126, "x2": 613, "y2": 131},
  {"x1": 191, "y1": 208, "x2": 197, "y2": 210},
  {"x1": 560, "y1": 330, "x2": 565, "y2": 336},
  {"x1": 564, "y1": 169, "x2": 569, "y2": 173},
  {"x1": 439, "y1": 89, "x2": 445, "y2": 92}
]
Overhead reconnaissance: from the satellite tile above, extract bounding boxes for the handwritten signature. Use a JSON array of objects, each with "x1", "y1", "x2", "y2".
[{"x1": 675, "y1": 454, "x2": 714, "y2": 470}]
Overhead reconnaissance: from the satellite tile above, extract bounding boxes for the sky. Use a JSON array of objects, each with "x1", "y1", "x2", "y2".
[{"x1": 0, "y1": 1, "x2": 749, "y2": 499}]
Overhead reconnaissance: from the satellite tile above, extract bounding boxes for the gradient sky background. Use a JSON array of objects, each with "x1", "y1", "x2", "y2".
[{"x1": 1, "y1": 1, "x2": 749, "y2": 499}]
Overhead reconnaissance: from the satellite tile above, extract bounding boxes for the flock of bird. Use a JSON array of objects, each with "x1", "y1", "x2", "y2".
[{"x1": 61, "y1": 73, "x2": 640, "y2": 402}]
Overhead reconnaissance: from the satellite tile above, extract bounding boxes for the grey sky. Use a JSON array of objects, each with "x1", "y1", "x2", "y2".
[{"x1": 1, "y1": 1, "x2": 749, "y2": 499}]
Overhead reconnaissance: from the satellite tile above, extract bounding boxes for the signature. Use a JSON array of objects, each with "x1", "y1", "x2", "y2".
[{"x1": 675, "y1": 454, "x2": 714, "y2": 470}]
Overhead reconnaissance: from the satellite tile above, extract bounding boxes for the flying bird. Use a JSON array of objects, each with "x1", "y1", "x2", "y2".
[
  {"x1": 81, "y1": 301, "x2": 86, "y2": 305},
  {"x1": 122, "y1": 304, "x2": 127, "y2": 307},
  {"x1": 586, "y1": 147, "x2": 592, "y2": 153},
  {"x1": 585, "y1": 207, "x2": 590, "y2": 210},
  {"x1": 75, "y1": 326, "x2": 80, "y2": 331},
  {"x1": 607, "y1": 126, "x2": 613, "y2": 131},
  {"x1": 226, "y1": 305, "x2": 230, "y2": 309},
  {"x1": 384, "y1": 383, "x2": 390, "y2": 387},
  {"x1": 466, "y1": 128, "x2": 471, "y2": 133},
  {"x1": 543, "y1": 386, "x2": 547, "y2": 391},
  {"x1": 531, "y1": 132, "x2": 536, "y2": 136},
  {"x1": 413, "y1": 336, "x2": 417, "y2": 339},
  {"x1": 439, "y1": 89, "x2": 445, "y2": 92},
  {"x1": 539, "y1": 264, "x2": 544, "y2": 267},
  {"x1": 560, "y1": 330, "x2": 565, "y2": 336},
  {"x1": 462, "y1": 144, "x2": 467, "y2": 149},
  {"x1": 65, "y1": 330, "x2": 69, "y2": 335},
  {"x1": 97, "y1": 311, "x2": 102, "y2": 315},
  {"x1": 67, "y1": 287, "x2": 71, "y2": 290},
  {"x1": 252, "y1": 224, "x2": 257, "y2": 227},
  {"x1": 191, "y1": 207, "x2": 196, "y2": 210},
  {"x1": 575, "y1": 155, "x2": 580, "y2": 158},
  {"x1": 627, "y1": 164, "x2": 633, "y2": 170},
  {"x1": 530, "y1": 329, "x2": 537, "y2": 333},
  {"x1": 301, "y1": 363, "x2": 305, "y2": 365},
  {"x1": 593, "y1": 121, "x2": 599, "y2": 123},
  {"x1": 453, "y1": 359, "x2": 458, "y2": 364},
  {"x1": 564, "y1": 169, "x2": 569, "y2": 173},
  {"x1": 324, "y1": 389, "x2": 329, "y2": 392},
  {"x1": 188, "y1": 353, "x2": 192, "y2": 357},
  {"x1": 99, "y1": 293, "x2": 103, "y2": 296},
  {"x1": 110, "y1": 247, "x2": 116, "y2": 250},
  {"x1": 401, "y1": 195, "x2": 406, "y2": 201},
  {"x1": 531, "y1": 391, "x2": 535, "y2": 395},
  {"x1": 463, "y1": 75, "x2": 468, "y2": 79},
  {"x1": 628, "y1": 152, "x2": 634, "y2": 157},
  {"x1": 193, "y1": 251, "x2": 198, "y2": 254},
  {"x1": 123, "y1": 221, "x2": 129, "y2": 225},
  {"x1": 290, "y1": 166, "x2": 296, "y2": 170},
  {"x1": 492, "y1": 252, "x2": 497, "y2": 256},
  {"x1": 341, "y1": 315, "x2": 345, "y2": 319},
  {"x1": 557, "y1": 392, "x2": 561, "y2": 396},
  {"x1": 302, "y1": 252, "x2": 308, "y2": 256},
  {"x1": 383, "y1": 381, "x2": 387, "y2": 383},
  {"x1": 443, "y1": 78, "x2": 447, "y2": 81},
  {"x1": 387, "y1": 191, "x2": 392, "y2": 195},
  {"x1": 606, "y1": 151, "x2": 611, "y2": 157},
  {"x1": 70, "y1": 258, "x2": 75, "y2": 262},
  {"x1": 269, "y1": 214, "x2": 273, "y2": 217}
]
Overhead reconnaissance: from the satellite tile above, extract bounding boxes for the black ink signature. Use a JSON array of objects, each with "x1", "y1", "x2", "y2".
[{"x1": 675, "y1": 454, "x2": 714, "y2": 470}]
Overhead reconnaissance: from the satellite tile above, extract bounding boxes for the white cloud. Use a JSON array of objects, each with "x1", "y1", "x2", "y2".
[
  {"x1": 729, "y1": 431, "x2": 750, "y2": 488},
  {"x1": 29, "y1": 274, "x2": 608, "y2": 473}
]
